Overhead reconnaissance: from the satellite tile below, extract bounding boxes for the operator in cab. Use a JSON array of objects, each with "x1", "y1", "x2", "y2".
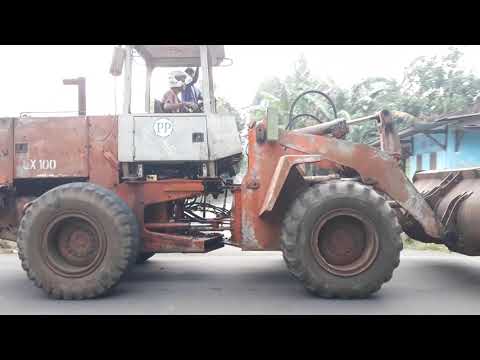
[
  {"x1": 182, "y1": 67, "x2": 203, "y2": 112},
  {"x1": 161, "y1": 71, "x2": 198, "y2": 113}
]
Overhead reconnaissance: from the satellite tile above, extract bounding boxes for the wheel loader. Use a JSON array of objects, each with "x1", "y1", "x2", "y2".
[{"x1": 0, "y1": 45, "x2": 472, "y2": 300}]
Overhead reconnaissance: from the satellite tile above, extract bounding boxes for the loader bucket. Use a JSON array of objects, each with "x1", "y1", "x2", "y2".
[{"x1": 412, "y1": 167, "x2": 480, "y2": 255}]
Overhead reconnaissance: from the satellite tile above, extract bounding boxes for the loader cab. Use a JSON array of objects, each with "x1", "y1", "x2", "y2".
[{"x1": 112, "y1": 45, "x2": 242, "y2": 179}]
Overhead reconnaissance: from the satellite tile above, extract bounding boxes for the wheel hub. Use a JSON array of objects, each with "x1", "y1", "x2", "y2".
[
  {"x1": 42, "y1": 213, "x2": 106, "y2": 278},
  {"x1": 57, "y1": 227, "x2": 99, "y2": 267},
  {"x1": 311, "y1": 209, "x2": 379, "y2": 277}
]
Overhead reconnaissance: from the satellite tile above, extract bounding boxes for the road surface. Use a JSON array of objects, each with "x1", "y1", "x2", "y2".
[{"x1": 1, "y1": 247, "x2": 479, "y2": 314}]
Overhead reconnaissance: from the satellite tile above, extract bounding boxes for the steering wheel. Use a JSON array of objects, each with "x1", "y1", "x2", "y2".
[
  {"x1": 286, "y1": 90, "x2": 337, "y2": 130},
  {"x1": 290, "y1": 113, "x2": 323, "y2": 125}
]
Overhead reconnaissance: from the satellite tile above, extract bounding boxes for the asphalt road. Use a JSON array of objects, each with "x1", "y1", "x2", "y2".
[{"x1": 1, "y1": 247, "x2": 480, "y2": 314}]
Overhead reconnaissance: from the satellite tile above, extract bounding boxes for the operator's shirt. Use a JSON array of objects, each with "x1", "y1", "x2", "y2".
[
  {"x1": 182, "y1": 84, "x2": 202, "y2": 104},
  {"x1": 162, "y1": 89, "x2": 182, "y2": 113}
]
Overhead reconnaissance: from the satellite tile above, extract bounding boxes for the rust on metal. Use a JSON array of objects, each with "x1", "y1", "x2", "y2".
[
  {"x1": 246, "y1": 179, "x2": 260, "y2": 189},
  {"x1": 144, "y1": 179, "x2": 204, "y2": 201},
  {"x1": 239, "y1": 117, "x2": 444, "y2": 251},
  {"x1": 145, "y1": 222, "x2": 230, "y2": 231},
  {"x1": 116, "y1": 179, "x2": 204, "y2": 223},
  {"x1": 116, "y1": 179, "x2": 210, "y2": 253},
  {"x1": 57, "y1": 223, "x2": 99, "y2": 268},
  {"x1": 440, "y1": 191, "x2": 472, "y2": 230},
  {"x1": 88, "y1": 116, "x2": 119, "y2": 189},
  {"x1": 240, "y1": 123, "x2": 289, "y2": 250},
  {"x1": 12, "y1": 115, "x2": 119, "y2": 186},
  {"x1": 421, "y1": 171, "x2": 463, "y2": 210},
  {"x1": 142, "y1": 230, "x2": 223, "y2": 253},
  {"x1": 14, "y1": 117, "x2": 89, "y2": 179},
  {"x1": 0, "y1": 196, "x2": 34, "y2": 241},
  {"x1": 413, "y1": 167, "x2": 480, "y2": 255},
  {"x1": 293, "y1": 118, "x2": 349, "y2": 139},
  {"x1": 377, "y1": 110, "x2": 401, "y2": 161},
  {"x1": 278, "y1": 130, "x2": 444, "y2": 239},
  {"x1": 230, "y1": 186, "x2": 242, "y2": 246},
  {"x1": 42, "y1": 213, "x2": 106, "y2": 278},
  {"x1": 240, "y1": 123, "x2": 338, "y2": 250},
  {"x1": 311, "y1": 209, "x2": 379, "y2": 277},
  {"x1": 117, "y1": 179, "x2": 204, "y2": 206},
  {"x1": 259, "y1": 154, "x2": 325, "y2": 215},
  {"x1": 0, "y1": 118, "x2": 14, "y2": 186},
  {"x1": 0, "y1": 106, "x2": 451, "y2": 256}
]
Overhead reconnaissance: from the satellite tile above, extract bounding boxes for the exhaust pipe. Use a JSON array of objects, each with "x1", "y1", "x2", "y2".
[{"x1": 63, "y1": 77, "x2": 86, "y2": 116}]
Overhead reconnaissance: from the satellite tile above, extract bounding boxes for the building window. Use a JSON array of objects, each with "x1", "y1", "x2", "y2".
[
  {"x1": 430, "y1": 152, "x2": 437, "y2": 170},
  {"x1": 416, "y1": 154, "x2": 423, "y2": 171}
]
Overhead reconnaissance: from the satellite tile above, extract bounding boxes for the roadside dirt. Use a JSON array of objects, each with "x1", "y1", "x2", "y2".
[{"x1": 0, "y1": 239, "x2": 17, "y2": 254}]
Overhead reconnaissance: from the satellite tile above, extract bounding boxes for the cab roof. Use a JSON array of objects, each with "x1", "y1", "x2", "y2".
[{"x1": 133, "y1": 45, "x2": 226, "y2": 68}]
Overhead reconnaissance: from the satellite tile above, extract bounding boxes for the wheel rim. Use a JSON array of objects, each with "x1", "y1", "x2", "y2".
[
  {"x1": 310, "y1": 209, "x2": 379, "y2": 277},
  {"x1": 41, "y1": 212, "x2": 107, "y2": 278}
]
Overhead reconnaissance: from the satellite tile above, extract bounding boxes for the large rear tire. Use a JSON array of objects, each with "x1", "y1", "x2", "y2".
[
  {"x1": 17, "y1": 182, "x2": 140, "y2": 300},
  {"x1": 280, "y1": 181, "x2": 402, "y2": 299}
]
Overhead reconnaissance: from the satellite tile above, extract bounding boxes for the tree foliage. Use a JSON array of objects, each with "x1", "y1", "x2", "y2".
[
  {"x1": 400, "y1": 47, "x2": 480, "y2": 117},
  {"x1": 250, "y1": 47, "x2": 480, "y2": 144}
]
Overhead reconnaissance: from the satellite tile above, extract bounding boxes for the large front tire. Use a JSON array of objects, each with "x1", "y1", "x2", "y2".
[
  {"x1": 280, "y1": 181, "x2": 402, "y2": 299},
  {"x1": 17, "y1": 183, "x2": 140, "y2": 300}
]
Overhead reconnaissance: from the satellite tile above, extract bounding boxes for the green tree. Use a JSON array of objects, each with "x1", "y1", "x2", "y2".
[
  {"x1": 250, "y1": 77, "x2": 289, "y2": 125},
  {"x1": 284, "y1": 55, "x2": 339, "y2": 127},
  {"x1": 337, "y1": 77, "x2": 402, "y2": 143},
  {"x1": 250, "y1": 47, "x2": 480, "y2": 144},
  {"x1": 400, "y1": 47, "x2": 480, "y2": 118},
  {"x1": 251, "y1": 55, "x2": 340, "y2": 128},
  {"x1": 341, "y1": 47, "x2": 480, "y2": 143}
]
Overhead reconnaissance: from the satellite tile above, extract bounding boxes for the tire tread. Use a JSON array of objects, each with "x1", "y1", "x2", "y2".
[
  {"x1": 17, "y1": 182, "x2": 140, "y2": 300},
  {"x1": 280, "y1": 180, "x2": 402, "y2": 299}
]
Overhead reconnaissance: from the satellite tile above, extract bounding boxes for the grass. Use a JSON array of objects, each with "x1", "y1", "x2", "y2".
[
  {"x1": 402, "y1": 235, "x2": 450, "y2": 253},
  {"x1": 0, "y1": 239, "x2": 17, "y2": 254}
]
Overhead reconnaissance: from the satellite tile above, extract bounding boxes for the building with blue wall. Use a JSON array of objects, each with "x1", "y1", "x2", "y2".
[{"x1": 402, "y1": 115, "x2": 480, "y2": 179}]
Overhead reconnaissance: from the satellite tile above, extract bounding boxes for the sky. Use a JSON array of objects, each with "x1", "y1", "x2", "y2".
[{"x1": 1, "y1": 45, "x2": 480, "y2": 117}]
